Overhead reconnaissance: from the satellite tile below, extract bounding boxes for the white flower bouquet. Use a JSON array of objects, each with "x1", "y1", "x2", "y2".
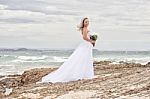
[{"x1": 90, "y1": 32, "x2": 98, "y2": 46}]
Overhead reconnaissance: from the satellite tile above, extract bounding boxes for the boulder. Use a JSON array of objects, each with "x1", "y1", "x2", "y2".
[{"x1": 21, "y1": 68, "x2": 57, "y2": 84}]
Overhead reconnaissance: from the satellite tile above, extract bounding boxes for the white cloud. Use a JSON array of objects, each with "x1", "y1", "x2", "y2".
[
  {"x1": 0, "y1": 0, "x2": 150, "y2": 50},
  {"x1": 0, "y1": 4, "x2": 8, "y2": 9}
]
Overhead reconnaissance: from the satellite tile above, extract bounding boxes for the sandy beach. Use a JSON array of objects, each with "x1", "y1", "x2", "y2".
[{"x1": 0, "y1": 61, "x2": 150, "y2": 99}]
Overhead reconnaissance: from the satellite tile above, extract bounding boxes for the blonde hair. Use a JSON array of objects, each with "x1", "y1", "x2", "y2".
[{"x1": 77, "y1": 17, "x2": 88, "y2": 31}]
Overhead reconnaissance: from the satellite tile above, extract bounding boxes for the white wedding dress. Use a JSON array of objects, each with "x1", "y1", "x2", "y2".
[{"x1": 37, "y1": 31, "x2": 95, "y2": 83}]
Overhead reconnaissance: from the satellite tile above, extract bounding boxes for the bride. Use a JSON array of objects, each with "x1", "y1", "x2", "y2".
[{"x1": 36, "y1": 17, "x2": 96, "y2": 84}]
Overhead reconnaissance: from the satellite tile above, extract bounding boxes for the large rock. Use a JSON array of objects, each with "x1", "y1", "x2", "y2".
[
  {"x1": 0, "y1": 67, "x2": 57, "y2": 88},
  {"x1": 93, "y1": 61, "x2": 112, "y2": 65},
  {"x1": 21, "y1": 68, "x2": 57, "y2": 84},
  {"x1": 146, "y1": 62, "x2": 150, "y2": 67}
]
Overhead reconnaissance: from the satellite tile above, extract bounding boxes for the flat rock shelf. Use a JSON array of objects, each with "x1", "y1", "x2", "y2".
[{"x1": 0, "y1": 61, "x2": 150, "y2": 99}]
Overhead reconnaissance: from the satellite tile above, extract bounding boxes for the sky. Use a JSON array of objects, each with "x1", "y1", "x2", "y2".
[{"x1": 0, "y1": 0, "x2": 150, "y2": 51}]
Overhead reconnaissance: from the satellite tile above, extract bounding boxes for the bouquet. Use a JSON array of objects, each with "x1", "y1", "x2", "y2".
[{"x1": 90, "y1": 32, "x2": 98, "y2": 46}]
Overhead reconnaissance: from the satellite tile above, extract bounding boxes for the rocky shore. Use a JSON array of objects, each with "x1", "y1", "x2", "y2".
[{"x1": 0, "y1": 61, "x2": 150, "y2": 99}]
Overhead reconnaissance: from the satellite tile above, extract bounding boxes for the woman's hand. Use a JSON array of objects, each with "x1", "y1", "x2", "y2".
[
  {"x1": 91, "y1": 40, "x2": 95, "y2": 43},
  {"x1": 90, "y1": 40, "x2": 96, "y2": 46}
]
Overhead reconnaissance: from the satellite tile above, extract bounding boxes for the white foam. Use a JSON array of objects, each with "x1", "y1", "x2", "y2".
[
  {"x1": 11, "y1": 59, "x2": 46, "y2": 63},
  {"x1": 94, "y1": 57, "x2": 150, "y2": 65},
  {"x1": 53, "y1": 56, "x2": 68, "y2": 62},
  {"x1": 18, "y1": 55, "x2": 48, "y2": 60}
]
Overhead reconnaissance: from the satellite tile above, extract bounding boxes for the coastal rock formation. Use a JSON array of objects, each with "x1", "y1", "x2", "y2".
[
  {"x1": 21, "y1": 68, "x2": 56, "y2": 85},
  {"x1": 0, "y1": 61, "x2": 150, "y2": 98},
  {"x1": 146, "y1": 62, "x2": 150, "y2": 66},
  {"x1": 93, "y1": 60, "x2": 112, "y2": 65}
]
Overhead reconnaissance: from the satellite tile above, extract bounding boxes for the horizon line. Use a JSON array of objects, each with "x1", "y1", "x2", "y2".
[{"x1": 0, "y1": 47, "x2": 150, "y2": 51}]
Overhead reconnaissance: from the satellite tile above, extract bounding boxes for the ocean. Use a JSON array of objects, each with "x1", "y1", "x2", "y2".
[{"x1": 0, "y1": 48, "x2": 150, "y2": 75}]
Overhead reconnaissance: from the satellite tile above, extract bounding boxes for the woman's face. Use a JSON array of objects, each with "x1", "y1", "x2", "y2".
[{"x1": 84, "y1": 18, "x2": 89, "y2": 27}]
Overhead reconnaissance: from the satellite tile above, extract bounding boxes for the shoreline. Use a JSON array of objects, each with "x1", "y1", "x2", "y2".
[
  {"x1": 0, "y1": 60, "x2": 149, "y2": 76},
  {"x1": 0, "y1": 61, "x2": 150, "y2": 98}
]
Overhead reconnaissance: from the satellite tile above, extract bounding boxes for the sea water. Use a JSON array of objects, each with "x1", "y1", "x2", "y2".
[{"x1": 0, "y1": 48, "x2": 150, "y2": 75}]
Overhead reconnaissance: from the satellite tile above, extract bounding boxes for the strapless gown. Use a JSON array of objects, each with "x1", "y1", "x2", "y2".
[{"x1": 37, "y1": 31, "x2": 95, "y2": 83}]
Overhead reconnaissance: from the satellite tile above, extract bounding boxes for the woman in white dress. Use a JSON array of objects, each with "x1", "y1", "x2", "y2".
[{"x1": 37, "y1": 17, "x2": 96, "y2": 84}]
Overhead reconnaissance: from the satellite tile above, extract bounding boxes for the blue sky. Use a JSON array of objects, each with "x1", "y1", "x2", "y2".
[{"x1": 0, "y1": 0, "x2": 150, "y2": 50}]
